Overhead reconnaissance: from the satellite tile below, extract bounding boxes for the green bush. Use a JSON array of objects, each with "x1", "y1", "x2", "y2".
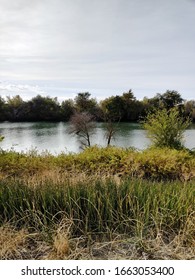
[
  {"x1": 143, "y1": 107, "x2": 191, "y2": 149},
  {"x1": 0, "y1": 146, "x2": 195, "y2": 181}
]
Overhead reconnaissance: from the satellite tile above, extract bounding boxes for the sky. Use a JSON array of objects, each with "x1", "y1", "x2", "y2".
[{"x1": 0, "y1": 0, "x2": 195, "y2": 102}]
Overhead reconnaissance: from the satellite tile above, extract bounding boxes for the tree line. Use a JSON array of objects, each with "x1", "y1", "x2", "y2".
[{"x1": 0, "y1": 89, "x2": 195, "y2": 122}]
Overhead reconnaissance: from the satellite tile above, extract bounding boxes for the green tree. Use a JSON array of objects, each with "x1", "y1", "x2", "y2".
[
  {"x1": 0, "y1": 97, "x2": 7, "y2": 121},
  {"x1": 184, "y1": 100, "x2": 195, "y2": 122},
  {"x1": 28, "y1": 95, "x2": 61, "y2": 121},
  {"x1": 158, "y1": 90, "x2": 184, "y2": 109},
  {"x1": 100, "y1": 95, "x2": 124, "y2": 121},
  {"x1": 74, "y1": 92, "x2": 98, "y2": 115},
  {"x1": 100, "y1": 90, "x2": 143, "y2": 122},
  {"x1": 143, "y1": 107, "x2": 191, "y2": 149},
  {"x1": 142, "y1": 95, "x2": 162, "y2": 111},
  {"x1": 61, "y1": 99, "x2": 75, "y2": 121},
  {"x1": 122, "y1": 89, "x2": 136, "y2": 121},
  {"x1": 122, "y1": 90, "x2": 144, "y2": 121},
  {"x1": 6, "y1": 95, "x2": 24, "y2": 121}
]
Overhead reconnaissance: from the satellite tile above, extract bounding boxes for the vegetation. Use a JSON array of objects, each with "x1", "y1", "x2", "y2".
[
  {"x1": 0, "y1": 91, "x2": 194, "y2": 259},
  {"x1": 0, "y1": 177, "x2": 194, "y2": 260},
  {"x1": 0, "y1": 147, "x2": 194, "y2": 259},
  {"x1": 0, "y1": 146, "x2": 195, "y2": 180},
  {"x1": 0, "y1": 89, "x2": 195, "y2": 122},
  {"x1": 143, "y1": 107, "x2": 191, "y2": 149}
]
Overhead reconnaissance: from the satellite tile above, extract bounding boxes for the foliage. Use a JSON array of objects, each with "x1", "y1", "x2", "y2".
[
  {"x1": 100, "y1": 95, "x2": 125, "y2": 121},
  {"x1": 74, "y1": 92, "x2": 98, "y2": 115},
  {"x1": 0, "y1": 97, "x2": 8, "y2": 121},
  {"x1": 28, "y1": 95, "x2": 61, "y2": 121},
  {"x1": 184, "y1": 100, "x2": 195, "y2": 122},
  {"x1": 143, "y1": 107, "x2": 191, "y2": 149},
  {"x1": 0, "y1": 146, "x2": 195, "y2": 181},
  {"x1": 0, "y1": 89, "x2": 194, "y2": 122},
  {"x1": 158, "y1": 90, "x2": 184, "y2": 109},
  {"x1": 141, "y1": 90, "x2": 184, "y2": 119},
  {"x1": 100, "y1": 90, "x2": 142, "y2": 122},
  {"x1": 126, "y1": 147, "x2": 195, "y2": 181},
  {"x1": 61, "y1": 99, "x2": 75, "y2": 121},
  {"x1": 6, "y1": 95, "x2": 25, "y2": 121}
]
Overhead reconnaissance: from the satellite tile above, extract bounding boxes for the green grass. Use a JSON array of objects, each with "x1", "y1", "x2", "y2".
[{"x1": 0, "y1": 177, "x2": 194, "y2": 239}]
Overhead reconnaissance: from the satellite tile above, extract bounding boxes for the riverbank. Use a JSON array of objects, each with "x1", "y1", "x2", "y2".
[{"x1": 0, "y1": 147, "x2": 195, "y2": 259}]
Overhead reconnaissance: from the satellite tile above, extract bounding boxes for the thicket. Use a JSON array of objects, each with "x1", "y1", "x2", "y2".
[{"x1": 0, "y1": 146, "x2": 195, "y2": 181}]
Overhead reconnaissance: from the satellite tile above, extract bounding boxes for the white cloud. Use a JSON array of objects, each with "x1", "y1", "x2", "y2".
[{"x1": 0, "y1": 81, "x2": 46, "y2": 100}]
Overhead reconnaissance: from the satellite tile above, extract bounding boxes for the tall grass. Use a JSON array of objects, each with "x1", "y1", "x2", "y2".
[{"x1": 0, "y1": 177, "x2": 194, "y2": 241}]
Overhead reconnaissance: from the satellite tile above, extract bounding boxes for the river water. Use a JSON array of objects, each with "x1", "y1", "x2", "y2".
[{"x1": 0, "y1": 122, "x2": 194, "y2": 154}]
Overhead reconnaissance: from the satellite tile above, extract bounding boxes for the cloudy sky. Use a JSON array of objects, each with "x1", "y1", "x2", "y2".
[{"x1": 0, "y1": 0, "x2": 195, "y2": 102}]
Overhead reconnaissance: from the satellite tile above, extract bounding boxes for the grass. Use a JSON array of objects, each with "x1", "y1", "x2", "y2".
[{"x1": 0, "y1": 146, "x2": 195, "y2": 259}]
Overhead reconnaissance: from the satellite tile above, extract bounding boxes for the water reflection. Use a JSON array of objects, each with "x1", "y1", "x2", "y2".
[{"x1": 0, "y1": 122, "x2": 194, "y2": 154}]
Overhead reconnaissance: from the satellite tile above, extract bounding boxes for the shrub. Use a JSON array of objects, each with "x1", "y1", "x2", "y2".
[{"x1": 143, "y1": 107, "x2": 191, "y2": 149}]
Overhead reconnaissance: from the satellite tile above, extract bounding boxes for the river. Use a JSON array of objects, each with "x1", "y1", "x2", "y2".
[{"x1": 0, "y1": 122, "x2": 194, "y2": 154}]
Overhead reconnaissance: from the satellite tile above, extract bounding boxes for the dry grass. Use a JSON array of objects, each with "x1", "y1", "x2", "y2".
[
  {"x1": 0, "y1": 224, "x2": 29, "y2": 259},
  {"x1": 1, "y1": 218, "x2": 194, "y2": 260},
  {"x1": 140, "y1": 234, "x2": 195, "y2": 260},
  {"x1": 46, "y1": 217, "x2": 72, "y2": 259}
]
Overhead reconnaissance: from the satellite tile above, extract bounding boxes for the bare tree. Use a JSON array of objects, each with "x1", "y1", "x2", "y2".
[
  {"x1": 104, "y1": 120, "x2": 118, "y2": 146},
  {"x1": 68, "y1": 112, "x2": 96, "y2": 148},
  {"x1": 100, "y1": 111, "x2": 120, "y2": 146}
]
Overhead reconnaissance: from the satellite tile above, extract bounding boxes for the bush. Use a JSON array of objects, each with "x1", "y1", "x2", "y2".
[
  {"x1": 0, "y1": 146, "x2": 195, "y2": 181},
  {"x1": 143, "y1": 107, "x2": 191, "y2": 149}
]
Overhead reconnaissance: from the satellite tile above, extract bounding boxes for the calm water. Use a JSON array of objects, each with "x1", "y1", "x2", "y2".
[{"x1": 0, "y1": 122, "x2": 194, "y2": 154}]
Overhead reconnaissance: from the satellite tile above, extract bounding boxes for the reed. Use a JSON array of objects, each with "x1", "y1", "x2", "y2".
[{"x1": 1, "y1": 177, "x2": 194, "y2": 240}]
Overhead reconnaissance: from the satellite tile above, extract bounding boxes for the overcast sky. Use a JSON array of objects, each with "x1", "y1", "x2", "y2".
[{"x1": 0, "y1": 0, "x2": 195, "y2": 102}]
